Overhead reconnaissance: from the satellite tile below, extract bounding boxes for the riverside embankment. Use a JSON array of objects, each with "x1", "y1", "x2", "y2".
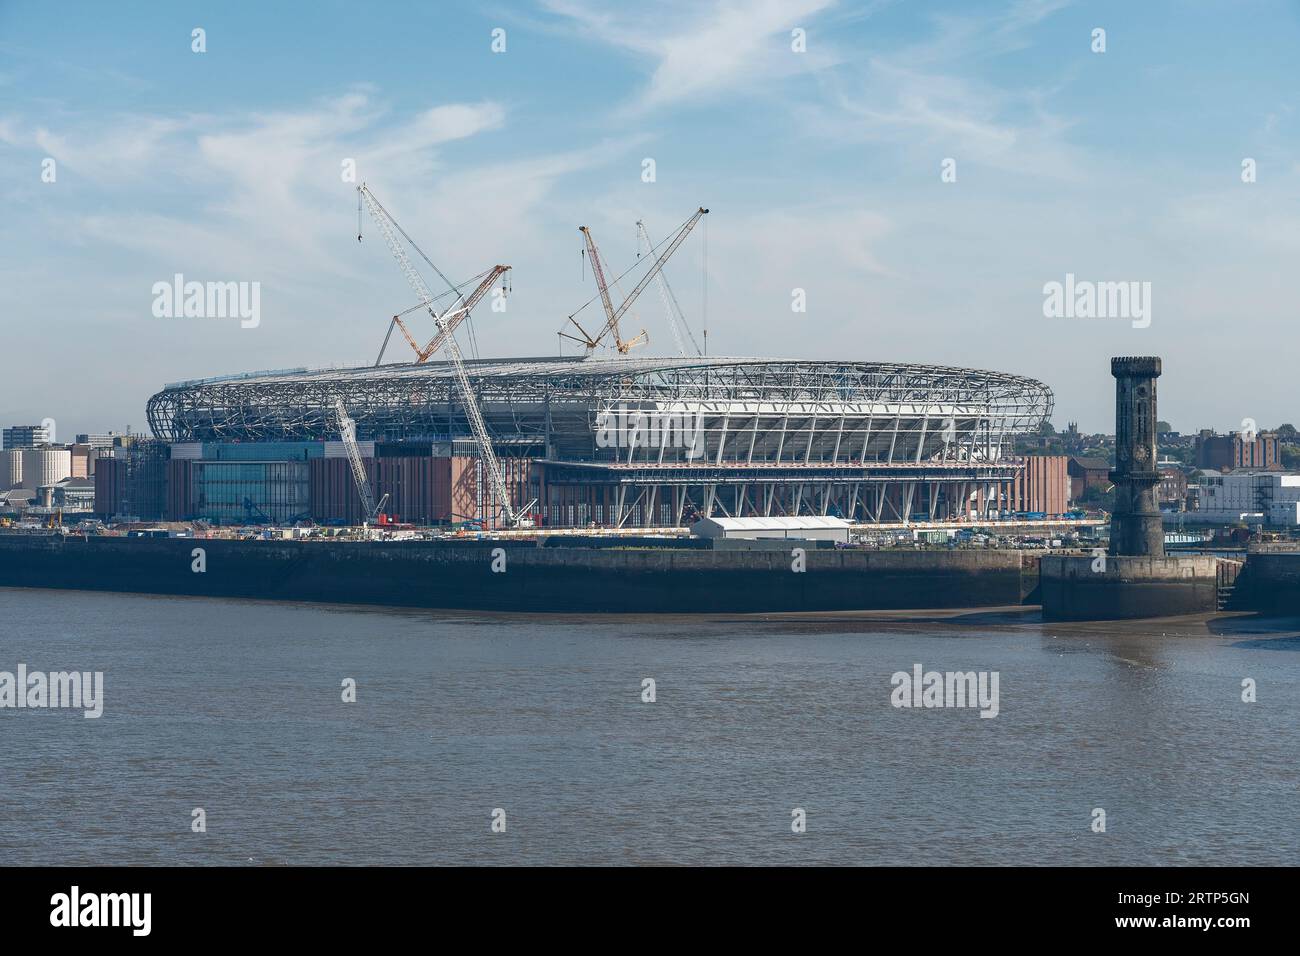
[{"x1": 0, "y1": 534, "x2": 1037, "y2": 613}]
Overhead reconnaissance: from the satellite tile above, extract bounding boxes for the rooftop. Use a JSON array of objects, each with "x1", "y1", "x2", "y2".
[{"x1": 161, "y1": 355, "x2": 1047, "y2": 390}]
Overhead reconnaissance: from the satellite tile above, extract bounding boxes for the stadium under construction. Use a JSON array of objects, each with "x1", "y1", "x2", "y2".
[
  {"x1": 99, "y1": 189, "x2": 1057, "y2": 530},
  {"x1": 131, "y1": 355, "x2": 1055, "y2": 529}
]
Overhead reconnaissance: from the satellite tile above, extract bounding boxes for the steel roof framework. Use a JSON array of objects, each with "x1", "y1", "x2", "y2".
[{"x1": 146, "y1": 357, "x2": 1053, "y2": 527}]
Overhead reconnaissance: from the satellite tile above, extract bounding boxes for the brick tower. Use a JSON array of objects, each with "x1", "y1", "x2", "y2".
[{"x1": 1109, "y1": 356, "x2": 1164, "y2": 556}]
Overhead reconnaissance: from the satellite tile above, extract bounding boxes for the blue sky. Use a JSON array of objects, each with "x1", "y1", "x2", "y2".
[{"x1": 2, "y1": 0, "x2": 1298, "y2": 435}]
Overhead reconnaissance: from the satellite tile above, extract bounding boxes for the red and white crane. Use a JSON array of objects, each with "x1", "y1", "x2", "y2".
[
  {"x1": 357, "y1": 183, "x2": 535, "y2": 528},
  {"x1": 561, "y1": 206, "x2": 708, "y2": 354}
]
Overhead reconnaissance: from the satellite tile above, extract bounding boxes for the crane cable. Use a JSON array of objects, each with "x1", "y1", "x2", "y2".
[
  {"x1": 702, "y1": 212, "x2": 708, "y2": 356},
  {"x1": 375, "y1": 268, "x2": 497, "y2": 366},
  {"x1": 564, "y1": 207, "x2": 699, "y2": 323},
  {"x1": 359, "y1": 186, "x2": 466, "y2": 309},
  {"x1": 389, "y1": 268, "x2": 496, "y2": 318}
]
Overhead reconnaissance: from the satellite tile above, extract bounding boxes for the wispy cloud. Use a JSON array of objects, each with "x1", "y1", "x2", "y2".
[
  {"x1": 541, "y1": 0, "x2": 841, "y2": 110},
  {"x1": 0, "y1": 91, "x2": 511, "y2": 279},
  {"x1": 806, "y1": 0, "x2": 1081, "y2": 179},
  {"x1": 0, "y1": 85, "x2": 644, "y2": 384}
]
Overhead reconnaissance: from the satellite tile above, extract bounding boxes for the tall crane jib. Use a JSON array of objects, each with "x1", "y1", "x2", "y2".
[
  {"x1": 356, "y1": 184, "x2": 536, "y2": 529},
  {"x1": 561, "y1": 207, "x2": 707, "y2": 354},
  {"x1": 334, "y1": 399, "x2": 378, "y2": 523},
  {"x1": 636, "y1": 219, "x2": 701, "y2": 358}
]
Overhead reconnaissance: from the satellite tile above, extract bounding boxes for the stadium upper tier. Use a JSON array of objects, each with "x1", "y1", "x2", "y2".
[{"x1": 146, "y1": 356, "x2": 1053, "y2": 464}]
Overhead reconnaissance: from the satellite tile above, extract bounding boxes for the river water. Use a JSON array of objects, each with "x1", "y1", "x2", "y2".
[{"x1": 0, "y1": 587, "x2": 1295, "y2": 865}]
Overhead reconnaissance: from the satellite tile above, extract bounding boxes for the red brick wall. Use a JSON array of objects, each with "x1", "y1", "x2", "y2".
[{"x1": 1006, "y1": 455, "x2": 1070, "y2": 515}]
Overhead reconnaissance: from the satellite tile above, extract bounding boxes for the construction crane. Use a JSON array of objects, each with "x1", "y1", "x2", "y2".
[
  {"x1": 576, "y1": 225, "x2": 648, "y2": 354},
  {"x1": 636, "y1": 219, "x2": 702, "y2": 357},
  {"x1": 561, "y1": 206, "x2": 708, "y2": 354},
  {"x1": 417, "y1": 264, "x2": 509, "y2": 359},
  {"x1": 375, "y1": 265, "x2": 511, "y2": 366},
  {"x1": 356, "y1": 184, "x2": 535, "y2": 529},
  {"x1": 333, "y1": 398, "x2": 391, "y2": 525}
]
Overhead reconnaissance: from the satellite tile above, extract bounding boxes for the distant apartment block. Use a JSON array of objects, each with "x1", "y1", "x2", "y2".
[
  {"x1": 2, "y1": 424, "x2": 50, "y2": 450},
  {"x1": 1195, "y1": 428, "x2": 1280, "y2": 472},
  {"x1": 75, "y1": 432, "x2": 130, "y2": 449}
]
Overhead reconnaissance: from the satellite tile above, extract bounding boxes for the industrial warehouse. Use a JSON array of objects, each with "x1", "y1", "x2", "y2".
[{"x1": 130, "y1": 354, "x2": 1055, "y2": 529}]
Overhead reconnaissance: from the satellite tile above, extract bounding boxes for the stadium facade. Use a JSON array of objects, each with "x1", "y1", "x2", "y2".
[{"x1": 137, "y1": 356, "x2": 1054, "y2": 528}]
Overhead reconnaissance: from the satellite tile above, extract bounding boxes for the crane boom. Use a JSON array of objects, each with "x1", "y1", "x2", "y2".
[
  {"x1": 572, "y1": 226, "x2": 647, "y2": 353},
  {"x1": 580, "y1": 227, "x2": 621, "y2": 336},
  {"x1": 357, "y1": 184, "x2": 529, "y2": 528},
  {"x1": 566, "y1": 207, "x2": 706, "y2": 353},
  {"x1": 334, "y1": 398, "x2": 377, "y2": 521},
  {"x1": 417, "y1": 265, "x2": 510, "y2": 360},
  {"x1": 637, "y1": 219, "x2": 700, "y2": 357},
  {"x1": 581, "y1": 226, "x2": 647, "y2": 353}
]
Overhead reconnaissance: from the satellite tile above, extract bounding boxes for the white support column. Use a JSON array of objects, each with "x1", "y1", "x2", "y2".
[
  {"x1": 860, "y1": 408, "x2": 875, "y2": 463},
  {"x1": 625, "y1": 409, "x2": 643, "y2": 465},
  {"x1": 714, "y1": 409, "x2": 731, "y2": 466},
  {"x1": 915, "y1": 410, "x2": 930, "y2": 464},
  {"x1": 803, "y1": 415, "x2": 818, "y2": 464}
]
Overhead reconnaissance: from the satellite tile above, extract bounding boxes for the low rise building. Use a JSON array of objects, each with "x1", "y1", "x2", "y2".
[
  {"x1": 1195, "y1": 428, "x2": 1281, "y2": 472},
  {"x1": 692, "y1": 516, "x2": 851, "y2": 542},
  {"x1": 1157, "y1": 461, "x2": 1188, "y2": 510},
  {"x1": 75, "y1": 432, "x2": 131, "y2": 449},
  {"x1": 1067, "y1": 456, "x2": 1110, "y2": 501},
  {"x1": 1191, "y1": 472, "x2": 1300, "y2": 526}
]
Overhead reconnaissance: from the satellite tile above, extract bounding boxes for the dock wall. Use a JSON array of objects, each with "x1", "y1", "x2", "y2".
[
  {"x1": 0, "y1": 535, "x2": 1033, "y2": 614},
  {"x1": 1039, "y1": 554, "x2": 1219, "y2": 620},
  {"x1": 1228, "y1": 551, "x2": 1300, "y2": 614}
]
